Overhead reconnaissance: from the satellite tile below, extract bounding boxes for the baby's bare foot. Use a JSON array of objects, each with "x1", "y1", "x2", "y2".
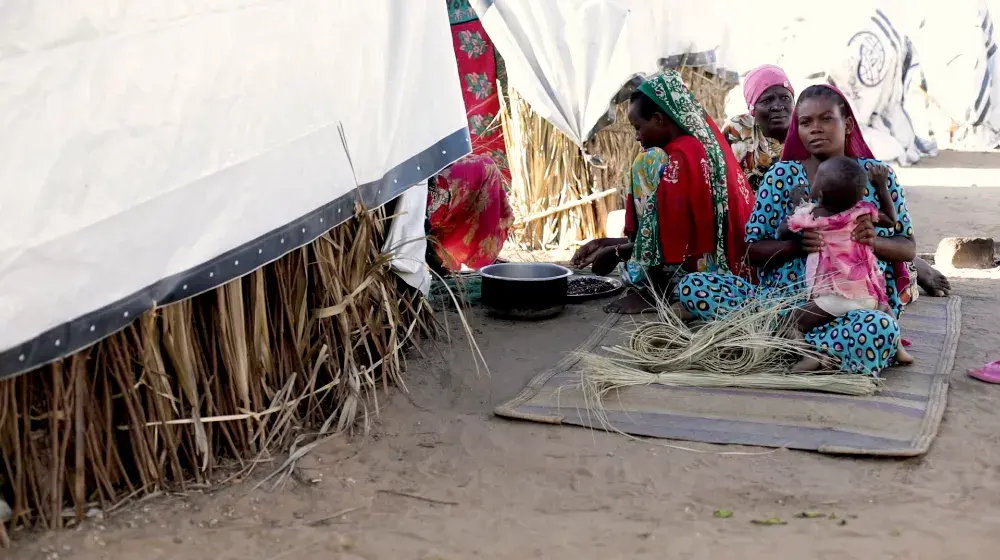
[{"x1": 791, "y1": 356, "x2": 823, "y2": 373}]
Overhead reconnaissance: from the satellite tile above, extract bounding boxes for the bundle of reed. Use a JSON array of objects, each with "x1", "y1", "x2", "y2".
[
  {"x1": 0, "y1": 204, "x2": 433, "y2": 533},
  {"x1": 502, "y1": 91, "x2": 639, "y2": 249},
  {"x1": 501, "y1": 66, "x2": 734, "y2": 250},
  {"x1": 577, "y1": 290, "x2": 879, "y2": 418}
]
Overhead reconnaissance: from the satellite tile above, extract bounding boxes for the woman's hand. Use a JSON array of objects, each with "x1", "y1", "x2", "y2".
[
  {"x1": 799, "y1": 230, "x2": 826, "y2": 253},
  {"x1": 778, "y1": 217, "x2": 824, "y2": 254},
  {"x1": 571, "y1": 238, "x2": 625, "y2": 268},
  {"x1": 851, "y1": 214, "x2": 877, "y2": 247},
  {"x1": 590, "y1": 247, "x2": 622, "y2": 276}
]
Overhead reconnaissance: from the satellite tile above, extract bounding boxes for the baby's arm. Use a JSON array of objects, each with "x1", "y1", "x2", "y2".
[
  {"x1": 868, "y1": 164, "x2": 897, "y2": 228},
  {"x1": 781, "y1": 206, "x2": 814, "y2": 240},
  {"x1": 777, "y1": 220, "x2": 795, "y2": 240},
  {"x1": 779, "y1": 186, "x2": 817, "y2": 240}
]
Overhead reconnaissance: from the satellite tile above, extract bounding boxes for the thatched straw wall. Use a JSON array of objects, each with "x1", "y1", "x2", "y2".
[
  {"x1": 504, "y1": 67, "x2": 734, "y2": 250},
  {"x1": 0, "y1": 205, "x2": 431, "y2": 537}
]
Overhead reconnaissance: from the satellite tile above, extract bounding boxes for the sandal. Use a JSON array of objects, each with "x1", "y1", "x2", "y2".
[{"x1": 968, "y1": 360, "x2": 1000, "y2": 384}]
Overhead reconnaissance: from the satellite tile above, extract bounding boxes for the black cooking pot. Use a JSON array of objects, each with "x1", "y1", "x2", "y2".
[{"x1": 479, "y1": 263, "x2": 573, "y2": 320}]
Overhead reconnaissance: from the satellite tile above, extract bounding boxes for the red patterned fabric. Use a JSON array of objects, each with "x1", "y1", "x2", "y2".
[
  {"x1": 449, "y1": 19, "x2": 509, "y2": 179},
  {"x1": 428, "y1": 154, "x2": 513, "y2": 270},
  {"x1": 622, "y1": 137, "x2": 716, "y2": 272}
]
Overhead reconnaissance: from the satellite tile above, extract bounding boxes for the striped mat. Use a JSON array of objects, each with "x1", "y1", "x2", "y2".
[{"x1": 494, "y1": 296, "x2": 961, "y2": 456}]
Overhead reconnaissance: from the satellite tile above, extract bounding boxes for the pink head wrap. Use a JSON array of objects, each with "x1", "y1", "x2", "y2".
[
  {"x1": 743, "y1": 65, "x2": 794, "y2": 112},
  {"x1": 780, "y1": 84, "x2": 875, "y2": 161}
]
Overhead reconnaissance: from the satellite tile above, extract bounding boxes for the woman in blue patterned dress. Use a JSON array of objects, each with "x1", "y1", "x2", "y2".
[{"x1": 674, "y1": 84, "x2": 917, "y2": 375}]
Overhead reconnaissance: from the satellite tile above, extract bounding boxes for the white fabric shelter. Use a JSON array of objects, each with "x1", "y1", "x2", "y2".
[
  {"x1": 478, "y1": 0, "x2": 1000, "y2": 161},
  {"x1": 0, "y1": 0, "x2": 469, "y2": 377},
  {"x1": 471, "y1": 0, "x2": 734, "y2": 146}
]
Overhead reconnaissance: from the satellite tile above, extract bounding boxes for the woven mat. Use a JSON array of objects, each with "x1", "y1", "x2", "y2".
[{"x1": 495, "y1": 296, "x2": 961, "y2": 456}]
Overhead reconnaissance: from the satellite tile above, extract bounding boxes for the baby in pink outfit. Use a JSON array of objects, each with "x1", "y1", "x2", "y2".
[{"x1": 780, "y1": 156, "x2": 913, "y2": 371}]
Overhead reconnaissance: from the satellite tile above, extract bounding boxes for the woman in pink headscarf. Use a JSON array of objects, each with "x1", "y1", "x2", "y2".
[
  {"x1": 675, "y1": 84, "x2": 917, "y2": 375},
  {"x1": 722, "y1": 65, "x2": 794, "y2": 191}
]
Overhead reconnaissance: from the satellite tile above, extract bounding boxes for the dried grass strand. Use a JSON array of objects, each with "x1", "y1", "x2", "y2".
[
  {"x1": 578, "y1": 288, "x2": 881, "y2": 429},
  {"x1": 0, "y1": 203, "x2": 445, "y2": 533}
]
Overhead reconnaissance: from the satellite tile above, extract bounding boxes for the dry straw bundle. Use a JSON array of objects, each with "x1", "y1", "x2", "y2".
[
  {"x1": 501, "y1": 89, "x2": 635, "y2": 249},
  {"x1": 0, "y1": 204, "x2": 434, "y2": 533},
  {"x1": 578, "y1": 290, "x2": 880, "y2": 419},
  {"x1": 501, "y1": 66, "x2": 734, "y2": 250}
]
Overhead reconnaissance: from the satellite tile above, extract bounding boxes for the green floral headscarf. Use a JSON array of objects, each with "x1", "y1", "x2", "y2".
[{"x1": 637, "y1": 71, "x2": 732, "y2": 272}]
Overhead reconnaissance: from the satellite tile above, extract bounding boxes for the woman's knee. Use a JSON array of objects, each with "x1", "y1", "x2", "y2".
[
  {"x1": 807, "y1": 309, "x2": 899, "y2": 374},
  {"x1": 675, "y1": 273, "x2": 744, "y2": 318}
]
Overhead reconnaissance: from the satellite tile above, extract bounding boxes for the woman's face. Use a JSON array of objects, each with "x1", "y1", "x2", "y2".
[
  {"x1": 795, "y1": 97, "x2": 853, "y2": 158},
  {"x1": 628, "y1": 100, "x2": 674, "y2": 150},
  {"x1": 753, "y1": 85, "x2": 793, "y2": 138}
]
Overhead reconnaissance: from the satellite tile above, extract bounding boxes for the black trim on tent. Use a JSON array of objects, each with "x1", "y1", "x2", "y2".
[{"x1": 0, "y1": 128, "x2": 472, "y2": 380}]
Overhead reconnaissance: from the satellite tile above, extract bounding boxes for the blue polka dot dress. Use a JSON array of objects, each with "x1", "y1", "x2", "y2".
[{"x1": 676, "y1": 159, "x2": 912, "y2": 375}]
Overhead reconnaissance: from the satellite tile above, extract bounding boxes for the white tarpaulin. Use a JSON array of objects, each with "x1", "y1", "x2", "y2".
[
  {"x1": 477, "y1": 0, "x2": 1000, "y2": 160},
  {"x1": 909, "y1": 0, "x2": 1000, "y2": 150},
  {"x1": 0, "y1": 0, "x2": 469, "y2": 378},
  {"x1": 382, "y1": 182, "x2": 432, "y2": 296},
  {"x1": 470, "y1": 0, "x2": 735, "y2": 146}
]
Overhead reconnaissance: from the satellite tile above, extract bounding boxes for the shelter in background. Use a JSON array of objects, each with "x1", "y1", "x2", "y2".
[{"x1": 0, "y1": 0, "x2": 468, "y2": 533}]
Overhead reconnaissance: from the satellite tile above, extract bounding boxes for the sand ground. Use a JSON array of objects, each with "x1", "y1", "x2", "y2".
[{"x1": 11, "y1": 151, "x2": 1000, "y2": 560}]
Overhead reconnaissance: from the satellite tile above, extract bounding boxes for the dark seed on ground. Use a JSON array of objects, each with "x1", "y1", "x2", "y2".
[{"x1": 568, "y1": 277, "x2": 616, "y2": 296}]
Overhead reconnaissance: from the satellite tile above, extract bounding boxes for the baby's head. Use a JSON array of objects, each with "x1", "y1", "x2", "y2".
[{"x1": 813, "y1": 156, "x2": 867, "y2": 214}]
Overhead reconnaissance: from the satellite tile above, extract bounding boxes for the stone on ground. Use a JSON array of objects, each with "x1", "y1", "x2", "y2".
[{"x1": 935, "y1": 237, "x2": 996, "y2": 269}]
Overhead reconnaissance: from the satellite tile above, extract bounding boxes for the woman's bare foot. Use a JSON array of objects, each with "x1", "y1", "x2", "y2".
[
  {"x1": 914, "y1": 257, "x2": 951, "y2": 297},
  {"x1": 895, "y1": 345, "x2": 915, "y2": 366},
  {"x1": 604, "y1": 290, "x2": 656, "y2": 314}
]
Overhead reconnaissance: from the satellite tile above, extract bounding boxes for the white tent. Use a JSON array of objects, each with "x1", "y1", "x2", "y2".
[
  {"x1": 470, "y1": 0, "x2": 736, "y2": 147},
  {"x1": 0, "y1": 0, "x2": 469, "y2": 378},
  {"x1": 477, "y1": 0, "x2": 1000, "y2": 162}
]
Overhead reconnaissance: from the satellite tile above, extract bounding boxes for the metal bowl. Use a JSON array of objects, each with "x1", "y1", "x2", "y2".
[{"x1": 479, "y1": 263, "x2": 573, "y2": 320}]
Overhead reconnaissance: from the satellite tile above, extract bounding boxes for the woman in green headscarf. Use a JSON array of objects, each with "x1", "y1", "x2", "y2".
[{"x1": 572, "y1": 70, "x2": 755, "y2": 313}]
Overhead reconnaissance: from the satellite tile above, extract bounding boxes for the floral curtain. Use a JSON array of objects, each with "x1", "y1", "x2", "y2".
[{"x1": 447, "y1": 0, "x2": 510, "y2": 179}]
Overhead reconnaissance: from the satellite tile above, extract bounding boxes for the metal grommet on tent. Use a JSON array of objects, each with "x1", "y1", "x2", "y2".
[
  {"x1": 234, "y1": 260, "x2": 239, "y2": 266},
  {"x1": 18, "y1": 355, "x2": 24, "y2": 362},
  {"x1": 55, "y1": 339, "x2": 61, "y2": 347}
]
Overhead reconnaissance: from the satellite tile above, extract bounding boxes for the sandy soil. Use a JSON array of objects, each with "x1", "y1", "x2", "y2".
[{"x1": 12, "y1": 151, "x2": 1000, "y2": 559}]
